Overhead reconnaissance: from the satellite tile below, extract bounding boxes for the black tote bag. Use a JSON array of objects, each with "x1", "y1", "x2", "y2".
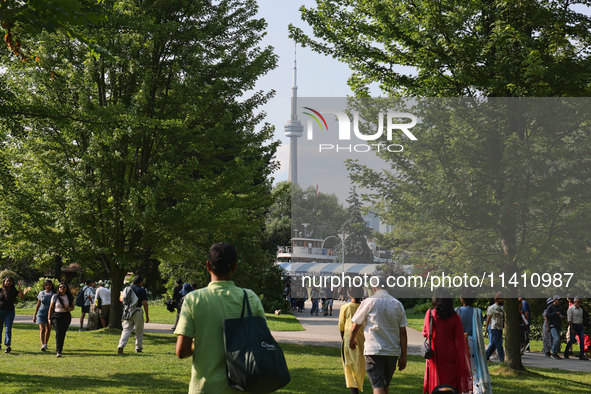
[{"x1": 223, "y1": 290, "x2": 291, "y2": 393}]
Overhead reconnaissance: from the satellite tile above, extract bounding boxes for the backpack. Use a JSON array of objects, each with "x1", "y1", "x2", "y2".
[
  {"x1": 75, "y1": 286, "x2": 87, "y2": 307},
  {"x1": 121, "y1": 286, "x2": 139, "y2": 320}
]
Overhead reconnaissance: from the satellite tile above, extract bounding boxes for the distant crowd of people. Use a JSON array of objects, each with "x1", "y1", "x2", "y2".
[{"x1": 0, "y1": 274, "x2": 151, "y2": 357}]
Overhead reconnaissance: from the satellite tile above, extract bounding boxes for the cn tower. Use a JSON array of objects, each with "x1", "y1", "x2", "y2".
[{"x1": 284, "y1": 46, "x2": 303, "y2": 184}]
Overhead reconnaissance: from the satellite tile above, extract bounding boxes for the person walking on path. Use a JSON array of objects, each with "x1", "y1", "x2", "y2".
[
  {"x1": 339, "y1": 286, "x2": 366, "y2": 394},
  {"x1": 171, "y1": 278, "x2": 183, "y2": 330},
  {"x1": 485, "y1": 292, "x2": 505, "y2": 363},
  {"x1": 325, "y1": 286, "x2": 335, "y2": 316},
  {"x1": 0, "y1": 276, "x2": 25, "y2": 353},
  {"x1": 175, "y1": 243, "x2": 268, "y2": 394},
  {"x1": 94, "y1": 281, "x2": 111, "y2": 328},
  {"x1": 456, "y1": 288, "x2": 491, "y2": 394},
  {"x1": 546, "y1": 295, "x2": 566, "y2": 360},
  {"x1": 519, "y1": 294, "x2": 531, "y2": 353},
  {"x1": 79, "y1": 279, "x2": 95, "y2": 331},
  {"x1": 564, "y1": 297, "x2": 588, "y2": 360},
  {"x1": 48, "y1": 282, "x2": 75, "y2": 357},
  {"x1": 33, "y1": 280, "x2": 55, "y2": 351},
  {"x1": 310, "y1": 286, "x2": 320, "y2": 316},
  {"x1": 541, "y1": 297, "x2": 554, "y2": 357},
  {"x1": 423, "y1": 288, "x2": 471, "y2": 394},
  {"x1": 349, "y1": 276, "x2": 408, "y2": 394},
  {"x1": 118, "y1": 275, "x2": 149, "y2": 354}
]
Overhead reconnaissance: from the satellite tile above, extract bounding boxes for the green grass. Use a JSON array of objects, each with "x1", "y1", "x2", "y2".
[
  {"x1": 15, "y1": 305, "x2": 304, "y2": 331},
  {"x1": 3, "y1": 325, "x2": 589, "y2": 393},
  {"x1": 266, "y1": 312, "x2": 305, "y2": 331}
]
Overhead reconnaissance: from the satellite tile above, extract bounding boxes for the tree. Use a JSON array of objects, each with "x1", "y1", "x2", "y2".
[
  {"x1": 0, "y1": 0, "x2": 278, "y2": 328},
  {"x1": 333, "y1": 187, "x2": 374, "y2": 264},
  {"x1": 289, "y1": 1, "x2": 591, "y2": 371},
  {"x1": 262, "y1": 181, "x2": 292, "y2": 254},
  {"x1": 291, "y1": 183, "x2": 348, "y2": 247},
  {"x1": 0, "y1": 0, "x2": 110, "y2": 61}
]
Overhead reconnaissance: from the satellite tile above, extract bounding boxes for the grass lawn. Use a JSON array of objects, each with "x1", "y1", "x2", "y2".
[
  {"x1": 15, "y1": 305, "x2": 304, "y2": 332},
  {"x1": 3, "y1": 325, "x2": 589, "y2": 393}
]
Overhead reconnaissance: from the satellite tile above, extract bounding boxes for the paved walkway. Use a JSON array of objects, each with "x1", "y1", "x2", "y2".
[
  {"x1": 14, "y1": 300, "x2": 591, "y2": 372},
  {"x1": 271, "y1": 300, "x2": 591, "y2": 373}
]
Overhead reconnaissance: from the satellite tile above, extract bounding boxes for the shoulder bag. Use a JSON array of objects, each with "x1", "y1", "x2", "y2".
[
  {"x1": 223, "y1": 289, "x2": 291, "y2": 393},
  {"x1": 421, "y1": 308, "x2": 434, "y2": 359}
]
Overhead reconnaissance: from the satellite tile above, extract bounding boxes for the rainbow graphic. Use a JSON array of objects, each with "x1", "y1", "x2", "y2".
[{"x1": 302, "y1": 107, "x2": 329, "y2": 131}]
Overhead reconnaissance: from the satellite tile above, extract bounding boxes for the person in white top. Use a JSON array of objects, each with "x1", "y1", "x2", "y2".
[
  {"x1": 48, "y1": 282, "x2": 75, "y2": 357},
  {"x1": 564, "y1": 297, "x2": 587, "y2": 360},
  {"x1": 94, "y1": 281, "x2": 111, "y2": 328},
  {"x1": 349, "y1": 276, "x2": 408, "y2": 394}
]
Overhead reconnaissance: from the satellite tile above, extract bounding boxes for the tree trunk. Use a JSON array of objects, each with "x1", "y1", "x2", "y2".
[
  {"x1": 504, "y1": 297, "x2": 525, "y2": 370},
  {"x1": 54, "y1": 255, "x2": 62, "y2": 281},
  {"x1": 109, "y1": 264, "x2": 126, "y2": 330}
]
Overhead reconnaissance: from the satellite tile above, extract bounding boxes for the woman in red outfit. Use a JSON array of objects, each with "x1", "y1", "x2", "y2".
[{"x1": 423, "y1": 288, "x2": 472, "y2": 394}]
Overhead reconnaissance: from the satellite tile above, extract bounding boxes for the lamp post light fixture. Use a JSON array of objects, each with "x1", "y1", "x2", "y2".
[{"x1": 302, "y1": 223, "x2": 310, "y2": 238}]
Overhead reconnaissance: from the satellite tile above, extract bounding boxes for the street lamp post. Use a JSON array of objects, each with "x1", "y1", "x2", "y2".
[
  {"x1": 338, "y1": 233, "x2": 349, "y2": 275},
  {"x1": 302, "y1": 223, "x2": 310, "y2": 238}
]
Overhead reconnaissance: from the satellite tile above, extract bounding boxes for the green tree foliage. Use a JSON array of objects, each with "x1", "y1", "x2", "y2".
[
  {"x1": 333, "y1": 187, "x2": 373, "y2": 264},
  {"x1": 291, "y1": 183, "x2": 348, "y2": 247},
  {"x1": 289, "y1": 1, "x2": 591, "y2": 371},
  {"x1": 262, "y1": 181, "x2": 292, "y2": 254},
  {"x1": 0, "y1": 0, "x2": 279, "y2": 328},
  {"x1": 0, "y1": 0, "x2": 111, "y2": 61}
]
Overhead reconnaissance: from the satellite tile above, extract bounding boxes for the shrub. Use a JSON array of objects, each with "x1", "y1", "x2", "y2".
[{"x1": 30, "y1": 277, "x2": 60, "y2": 298}]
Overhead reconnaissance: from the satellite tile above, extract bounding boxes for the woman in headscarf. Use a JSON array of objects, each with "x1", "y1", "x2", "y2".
[
  {"x1": 339, "y1": 286, "x2": 366, "y2": 394},
  {"x1": 48, "y1": 282, "x2": 75, "y2": 357},
  {"x1": 423, "y1": 288, "x2": 472, "y2": 394},
  {"x1": 456, "y1": 288, "x2": 491, "y2": 394},
  {"x1": 0, "y1": 275, "x2": 25, "y2": 353}
]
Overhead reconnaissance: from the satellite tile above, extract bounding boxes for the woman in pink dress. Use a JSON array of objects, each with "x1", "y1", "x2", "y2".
[{"x1": 423, "y1": 288, "x2": 472, "y2": 394}]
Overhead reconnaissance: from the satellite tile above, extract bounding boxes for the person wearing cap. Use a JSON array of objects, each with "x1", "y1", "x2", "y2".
[
  {"x1": 541, "y1": 297, "x2": 554, "y2": 357},
  {"x1": 94, "y1": 280, "x2": 111, "y2": 328},
  {"x1": 117, "y1": 275, "x2": 149, "y2": 354},
  {"x1": 546, "y1": 295, "x2": 566, "y2": 359},
  {"x1": 564, "y1": 297, "x2": 588, "y2": 360},
  {"x1": 175, "y1": 243, "x2": 267, "y2": 394},
  {"x1": 349, "y1": 276, "x2": 408, "y2": 394},
  {"x1": 485, "y1": 292, "x2": 505, "y2": 363}
]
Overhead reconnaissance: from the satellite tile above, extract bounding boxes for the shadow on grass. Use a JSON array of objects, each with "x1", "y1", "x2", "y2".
[
  {"x1": 489, "y1": 366, "x2": 591, "y2": 393},
  {"x1": 2, "y1": 372, "x2": 187, "y2": 393}
]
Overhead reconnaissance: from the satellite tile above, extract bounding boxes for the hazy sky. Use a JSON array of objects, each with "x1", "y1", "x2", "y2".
[{"x1": 253, "y1": 1, "x2": 360, "y2": 186}]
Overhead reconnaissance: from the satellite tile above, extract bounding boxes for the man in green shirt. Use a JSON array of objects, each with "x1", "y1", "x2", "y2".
[{"x1": 175, "y1": 243, "x2": 266, "y2": 394}]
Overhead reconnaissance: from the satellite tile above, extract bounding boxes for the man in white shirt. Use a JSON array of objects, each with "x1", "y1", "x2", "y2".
[
  {"x1": 349, "y1": 276, "x2": 408, "y2": 394},
  {"x1": 94, "y1": 281, "x2": 111, "y2": 328},
  {"x1": 564, "y1": 297, "x2": 587, "y2": 360}
]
